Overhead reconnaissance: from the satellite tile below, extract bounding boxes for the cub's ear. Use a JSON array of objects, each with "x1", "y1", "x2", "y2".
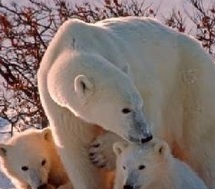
[
  {"x1": 41, "y1": 127, "x2": 52, "y2": 142},
  {"x1": 154, "y1": 141, "x2": 170, "y2": 157},
  {"x1": 74, "y1": 75, "x2": 94, "y2": 101},
  {"x1": 0, "y1": 144, "x2": 9, "y2": 157},
  {"x1": 113, "y1": 142, "x2": 128, "y2": 156}
]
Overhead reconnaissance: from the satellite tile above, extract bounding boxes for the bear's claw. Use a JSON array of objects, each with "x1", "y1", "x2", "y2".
[
  {"x1": 88, "y1": 132, "x2": 124, "y2": 170},
  {"x1": 88, "y1": 151, "x2": 108, "y2": 168}
]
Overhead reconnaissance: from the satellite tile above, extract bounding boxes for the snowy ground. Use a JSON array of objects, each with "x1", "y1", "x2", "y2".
[
  {"x1": 0, "y1": 118, "x2": 15, "y2": 189},
  {"x1": 0, "y1": 172, "x2": 14, "y2": 189}
]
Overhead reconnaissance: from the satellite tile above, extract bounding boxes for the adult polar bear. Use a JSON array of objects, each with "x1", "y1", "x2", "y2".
[{"x1": 38, "y1": 16, "x2": 215, "y2": 189}]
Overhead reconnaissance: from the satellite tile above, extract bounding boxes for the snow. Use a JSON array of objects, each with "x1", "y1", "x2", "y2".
[{"x1": 0, "y1": 173, "x2": 14, "y2": 189}]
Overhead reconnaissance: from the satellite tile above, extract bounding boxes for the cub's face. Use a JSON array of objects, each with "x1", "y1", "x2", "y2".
[
  {"x1": 113, "y1": 141, "x2": 170, "y2": 189},
  {"x1": 8, "y1": 148, "x2": 50, "y2": 189},
  {"x1": 0, "y1": 128, "x2": 53, "y2": 189}
]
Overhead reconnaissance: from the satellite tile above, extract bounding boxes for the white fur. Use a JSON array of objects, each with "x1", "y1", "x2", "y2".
[
  {"x1": 114, "y1": 140, "x2": 208, "y2": 189},
  {"x1": 0, "y1": 128, "x2": 71, "y2": 189},
  {"x1": 38, "y1": 16, "x2": 215, "y2": 189}
]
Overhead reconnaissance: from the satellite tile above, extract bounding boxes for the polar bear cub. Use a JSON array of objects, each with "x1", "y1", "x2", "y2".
[
  {"x1": 113, "y1": 139, "x2": 208, "y2": 189},
  {"x1": 0, "y1": 128, "x2": 72, "y2": 189}
]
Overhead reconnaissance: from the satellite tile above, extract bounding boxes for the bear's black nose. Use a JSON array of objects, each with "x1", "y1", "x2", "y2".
[
  {"x1": 141, "y1": 135, "x2": 153, "y2": 143},
  {"x1": 123, "y1": 184, "x2": 134, "y2": 189},
  {"x1": 37, "y1": 184, "x2": 47, "y2": 189}
]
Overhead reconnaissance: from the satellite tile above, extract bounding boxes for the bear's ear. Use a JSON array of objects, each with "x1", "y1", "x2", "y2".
[
  {"x1": 154, "y1": 141, "x2": 170, "y2": 157},
  {"x1": 113, "y1": 142, "x2": 128, "y2": 156},
  {"x1": 0, "y1": 144, "x2": 8, "y2": 157},
  {"x1": 41, "y1": 127, "x2": 52, "y2": 142},
  {"x1": 74, "y1": 75, "x2": 94, "y2": 101}
]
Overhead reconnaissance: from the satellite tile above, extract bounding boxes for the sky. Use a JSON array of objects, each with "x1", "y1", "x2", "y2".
[
  {"x1": 1, "y1": 0, "x2": 184, "y2": 11},
  {"x1": 1, "y1": 0, "x2": 185, "y2": 11},
  {"x1": 1, "y1": 0, "x2": 213, "y2": 24}
]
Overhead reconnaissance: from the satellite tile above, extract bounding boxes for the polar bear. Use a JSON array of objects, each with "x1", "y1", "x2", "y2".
[
  {"x1": 0, "y1": 128, "x2": 72, "y2": 189},
  {"x1": 38, "y1": 16, "x2": 215, "y2": 189},
  {"x1": 113, "y1": 139, "x2": 208, "y2": 189}
]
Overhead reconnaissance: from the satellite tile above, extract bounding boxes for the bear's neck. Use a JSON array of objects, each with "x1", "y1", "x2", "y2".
[{"x1": 37, "y1": 51, "x2": 98, "y2": 145}]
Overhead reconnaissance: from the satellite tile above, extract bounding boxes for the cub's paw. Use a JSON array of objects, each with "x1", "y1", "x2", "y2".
[{"x1": 89, "y1": 132, "x2": 125, "y2": 170}]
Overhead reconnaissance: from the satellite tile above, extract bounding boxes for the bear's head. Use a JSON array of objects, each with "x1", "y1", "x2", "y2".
[
  {"x1": 113, "y1": 139, "x2": 170, "y2": 189},
  {"x1": 0, "y1": 128, "x2": 53, "y2": 189},
  {"x1": 47, "y1": 51, "x2": 152, "y2": 143}
]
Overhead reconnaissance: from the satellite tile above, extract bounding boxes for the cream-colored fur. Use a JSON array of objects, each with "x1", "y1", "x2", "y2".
[
  {"x1": 0, "y1": 128, "x2": 72, "y2": 189},
  {"x1": 114, "y1": 139, "x2": 208, "y2": 189}
]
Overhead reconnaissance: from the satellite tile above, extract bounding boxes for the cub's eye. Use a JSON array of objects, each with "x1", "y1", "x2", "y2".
[
  {"x1": 138, "y1": 165, "x2": 145, "y2": 170},
  {"x1": 123, "y1": 166, "x2": 126, "y2": 170},
  {"x1": 41, "y1": 159, "x2": 46, "y2": 166},
  {"x1": 21, "y1": 166, "x2": 29, "y2": 171},
  {"x1": 122, "y1": 108, "x2": 131, "y2": 114}
]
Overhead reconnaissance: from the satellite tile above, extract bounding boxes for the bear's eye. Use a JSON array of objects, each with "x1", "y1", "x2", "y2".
[
  {"x1": 41, "y1": 159, "x2": 46, "y2": 166},
  {"x1": 21, "y1": 166, "x2": 29, "y2": 171},
  {"x1": 122, "y1": 108, "x2": 131, "y2": 114},
  {"x1": 123, "y1": 166, "x2": 126, "y2": 170},
  {"x1": 138, "y1": 165, "x2": 145, "y2": 170}
]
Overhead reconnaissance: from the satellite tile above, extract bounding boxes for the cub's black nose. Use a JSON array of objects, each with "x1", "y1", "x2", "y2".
[
  {"x1": 37, "y1": 184, "x2": 47, "y2": 189},
  {"x1": 123, "y1": 184, "x2": 134, "y2": 189},
  {"x1": 141, "y1": 135, "x2": 153, "y2": 143}
]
